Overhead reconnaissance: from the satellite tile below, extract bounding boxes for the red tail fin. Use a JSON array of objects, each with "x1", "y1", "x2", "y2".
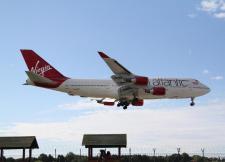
[{"x1": 21, "y1": 49, "x2": 68, "y2": 81}]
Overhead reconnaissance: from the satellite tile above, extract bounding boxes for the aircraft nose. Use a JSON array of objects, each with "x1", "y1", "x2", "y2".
[
  {"x1": 204, "y1": 85, "x2": 211, "y2": 94},
  {"x1": 207, "y1": 86, "x2": 211, "y2": 93}
]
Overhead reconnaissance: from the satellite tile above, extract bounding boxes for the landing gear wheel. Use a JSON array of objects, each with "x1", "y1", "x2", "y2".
[
  {"x1": 117, "y1": 100, "x2": 129, "y2": 109},
  {"x1": 190, "y1": 97, "x2": 195, "y2": 106}
]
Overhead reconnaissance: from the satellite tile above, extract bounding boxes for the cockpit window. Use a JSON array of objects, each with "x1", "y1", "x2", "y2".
[{"x1": 192, "y1": 80, "x2": 199, "y2": 85}]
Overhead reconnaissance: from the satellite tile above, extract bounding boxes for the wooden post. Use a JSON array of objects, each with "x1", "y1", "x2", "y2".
[
  {"x1": 118, "y1": 147, "x2": 121, "y2": 158},
  {"x1": 90, "y1": 147, "x2": 93, "y2": 158},
  {"x1": 88, "y1": 147, "x2": 91, "y2": 159},
  {"x1": 28, "y1": 149, "x2": 32, "y2": 162},
  {"x1": 22, "y1": 149, "x2": 25, "y2": 162},
  {"x1": 0, "y1": 149, "x2": 3, "y2": 162}
]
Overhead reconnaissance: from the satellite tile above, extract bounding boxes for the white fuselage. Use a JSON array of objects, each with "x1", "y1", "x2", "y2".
[
  {"x1": 31, "y1": 78, "x2": 210, "y2": 100},
  {"x1": 21, "y1": 49, "x2": 211, "y2": 108}
]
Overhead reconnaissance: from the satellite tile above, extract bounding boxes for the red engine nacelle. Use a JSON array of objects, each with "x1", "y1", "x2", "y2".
[
  {"x1": 103, "y1": 102, "x2": 115, "y2": 106},
  {"x1": 131, "y1": 76, "x2": 149, "y2": 86},
  {"x1": 152, "y1": 87, "x2": 166, "y2": 95},
  {"x1": 132, "y1": 99, "x2": 144, "y2": 106}
]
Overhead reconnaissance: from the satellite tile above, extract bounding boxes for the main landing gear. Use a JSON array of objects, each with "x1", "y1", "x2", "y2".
[
  {"x1": 117, "y1": 101, "x2": 129, "y2": 110},
  {"x1": 190, "y1": 97, "x2": 195, "y2": 106}
]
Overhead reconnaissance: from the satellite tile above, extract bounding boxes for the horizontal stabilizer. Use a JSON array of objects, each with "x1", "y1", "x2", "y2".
[{"x1": 25, "y1": 71, "x2": 56, "y2": 85}]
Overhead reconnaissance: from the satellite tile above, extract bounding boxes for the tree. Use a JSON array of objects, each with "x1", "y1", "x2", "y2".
[
  {"x1": 38, "y1": 154, "x2": 48, "y2": 162},
  {"x1": 6, "y1": 157, "x2": 15, "y2": 162},
  {"x1": 47, "y1": 155, "x2": 54, "y2": 162},
  {"x1": 65, "y1": 152, "x2": 76, "y2": 162},
  {"x1": 181, "y1": 153, "x2": 191, "y2": 162},
  {"x1": 192, "y1": 155, "x2": 203, "y2": 162},
  {"x1": 57, "y1": 155, "x2": 65, "y2": 162},
  {"x1": 38, "y1": 154, "x2": 54, "y2": 162}
]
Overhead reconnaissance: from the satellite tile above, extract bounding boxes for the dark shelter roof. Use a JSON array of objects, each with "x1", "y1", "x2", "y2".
[
  {"x1": 0, "y1": 136, "x2": 39, "y2": 149},
  {"x1": 82, "y1": 134, "x2": 127, "y2": 148}
]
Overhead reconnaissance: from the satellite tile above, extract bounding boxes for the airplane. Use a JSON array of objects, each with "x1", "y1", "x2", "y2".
[{"x1": 21, "y1": 49, "x2": 210, "y2": 109}]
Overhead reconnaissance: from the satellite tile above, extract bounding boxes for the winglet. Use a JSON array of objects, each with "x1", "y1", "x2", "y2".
[{"x1": 98, "y1": 51, "x2": 110, "y2": 58}]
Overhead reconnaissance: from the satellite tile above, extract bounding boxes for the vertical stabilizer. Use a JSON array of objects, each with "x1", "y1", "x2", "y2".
[{"x1": 20, "y1": 49, "x2": 68, "y2": 82}]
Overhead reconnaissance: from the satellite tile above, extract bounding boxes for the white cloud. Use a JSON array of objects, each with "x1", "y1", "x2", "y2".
[
  {"x1": 200, "y1": 0, "x2": 225, "y2": 19},
  {"x1": 203, "y1": 69, "x2": 209, "y2": 74},
  {"x1": 58, "y1": 99, "x2": 105, "y2": 110},
  {"x1": 202, "y1": 70, "x2": 224, "y2": 80},
  {"x1": 214, "y1": 12, "x2": 225, "y2": 18},
  {"x1": 3, "y1": 101, "x2": 225, "y2": 153},
  {"x1": 201, "y1": 0, "x2": 220, "y2": 12},
  {"x1": 211, "y1": 75, "x2": 224, "y2": 80},
  {"x1": 221, "y1": 2, "x2": 225, "y2": 10},
  {"x1": 187, "y1": 13, "x2": 197, "y2": 18}
]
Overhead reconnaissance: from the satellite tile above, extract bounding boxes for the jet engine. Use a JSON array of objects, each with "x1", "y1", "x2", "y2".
[
  {"x1": 152, "y1": 87, "x2": 166, "y2": 95},
  {"x1": 131, "y1": 99, "x2": 144, "y2": 106},
  {"x1": 131, "y1": 76, "x2": 149, "y2": 86},
  {"x1": 103, "y1": 102, "x2": 115, "y2": 106},
  {"x1": 145, "y1": 87, "x2": 166, "y2": 96}
]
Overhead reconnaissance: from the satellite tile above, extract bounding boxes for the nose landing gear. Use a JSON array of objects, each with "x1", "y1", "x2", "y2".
[{"x1": 190, "y1": 97, "x2": 195, "y2": 106}]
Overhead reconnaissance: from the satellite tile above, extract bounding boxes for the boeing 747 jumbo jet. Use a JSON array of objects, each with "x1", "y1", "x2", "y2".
[{"x1": 21, "y1": 50, "x2": 210, "y2": 109}]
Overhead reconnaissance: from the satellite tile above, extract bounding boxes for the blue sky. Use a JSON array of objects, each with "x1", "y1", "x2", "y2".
[{"x1": 1, "y1": 0, "x2": 225, "y2": 156}]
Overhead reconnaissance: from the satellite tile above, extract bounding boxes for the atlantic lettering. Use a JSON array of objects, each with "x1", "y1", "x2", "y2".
[{"x1": 152, "y1": 79, "x2": 188, "y2": 87}]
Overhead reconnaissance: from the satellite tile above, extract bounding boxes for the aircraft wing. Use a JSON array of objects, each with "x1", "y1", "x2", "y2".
[
  {"x1": 98, "y1": 52, "x2": 135, "y2": 85},
  {"x1": 98, "y1": 52, "x2": 133, "y2": 75},
  {"x1": 98, "y1": 51, "x2": 149, "y2": 100}
]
